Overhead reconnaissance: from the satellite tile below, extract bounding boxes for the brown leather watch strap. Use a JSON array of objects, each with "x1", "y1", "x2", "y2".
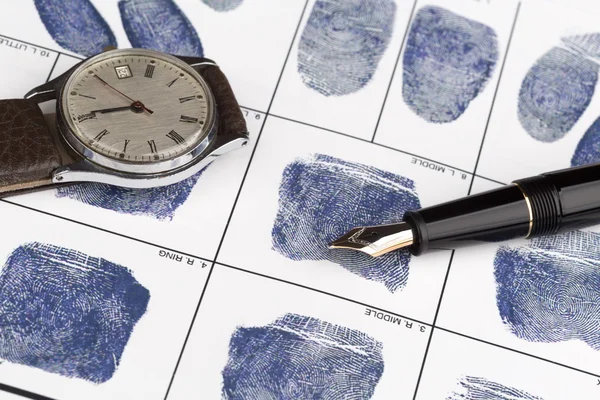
[
  {"x1": 198, "y1": 65, "x2": 248, "y2": 137},
  {"x1": 0, "y1": 99, "x2": 64, "y2": 195}
]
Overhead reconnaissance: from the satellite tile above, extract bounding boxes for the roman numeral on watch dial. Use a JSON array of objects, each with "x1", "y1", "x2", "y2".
[
  {"x1": 145, "y1": 65, "x2": 155, "y2": 78},
  {"x1": 77, "y1": 113, "x2": 97, "y2": 122},
  {"x1": 123, "y1": 139, "x2": 130, "y2": 153},
  {"x1": 94, "y1": 129, "x2": 109, "y2": 142},
  {"x1": 166, "y1": 130, "x2": 185, "y2": 144},
  {"x1": 180, "y1": 115, "x2": 199, "y2": 123},
  {"x1": 179, "y1": 96, "x2": 196, "y2": 103},
  {"x1": 148, "y1": 140, "x2": 158, "y2": 154}
]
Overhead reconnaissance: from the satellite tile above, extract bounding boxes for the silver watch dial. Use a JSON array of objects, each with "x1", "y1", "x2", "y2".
[{"x1": 62, "y1": 50, "x2": 211, "y2": 163}]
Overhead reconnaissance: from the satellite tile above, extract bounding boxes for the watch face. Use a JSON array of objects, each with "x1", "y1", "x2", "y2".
[{"x1": 60, "y1": 49, "x2": 215, "y2": 171}]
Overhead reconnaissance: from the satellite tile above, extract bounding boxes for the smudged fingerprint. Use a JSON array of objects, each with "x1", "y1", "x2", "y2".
[
  {"x1": 34, "y1": 0, "x2": 117, "y2": 57},
  {"x1": 271, "y1": 154, "x2": 421, "y2": 293},
  {"x1": 403, "y1": 6, "x2": 498, "y2": 124},
  {"x1": 494, "y1": 230, "x2": 600, "y2": 350},
  {"x1": 119, "y1": 0, "x2": 204, "y2": 57},
  {"x1": 297, "y1": 0, "x2": 396, "y2": 97},
  {"x1": 518, "y1": 39, "x2": 600, "y2": 143},
  {"x1": 572, "y1": 116, "x2": 600, "y2": 166},
  {"x1": 221, "y1": 313, "x2": 384, "y2": 399},
  {"x1": 202, "y1": 0, "x2": 243, "y2": 12},
  {"x1": 562, "y1": 33, "x2": 600, "y2": 58},
  {"x1": 56, "y1": 171, "x2": 203, "y2": 221},
  {"x1": 447, "y1": 376, "x2": 543, "y2": 400},
  {"x1": 0, "y1": 242, "x2": 149, "y2": 383}
]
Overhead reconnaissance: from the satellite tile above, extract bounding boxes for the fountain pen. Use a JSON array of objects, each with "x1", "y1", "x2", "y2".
[{"x1": 329, "y1": 162, "x2": 600, "y2": 257}]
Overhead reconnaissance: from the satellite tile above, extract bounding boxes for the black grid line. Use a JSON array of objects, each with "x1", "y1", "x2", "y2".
[
  {"x1": 268, "y1": 112, "x2": 509, "y2": 186},
  {"x1": 270, "y1": 113, "x2": 477, "y2": 176},
  {"x1": 162, "y1": 262, "x2": 218, "y2": 400},
  {"x1": 412, "y1": 4, "x2": 522, "y2": 398},
  {"x1": 0, "y1": 199, "x2": 213, "y2": 264},
  {"x1": 238, "y1": 104, "x2": 265, "y2": 115},
  {"x1": 476, "y1": 175, "x2": 507, "y2": 186},
  {"x1": 162, "y1": 1, "x2": 311, "y2": 398},
  {"x1": 217, "y1": 261, "x2": 430, "y2": 326},
  {"x1": 467, "y1": 2, "x2": 522, "y2": 195},
  {"x1": 435, "y1": 326, "x2": 600, "y2": 379},
  {"x1": 215, "y1": 260, "x2": 600, "y2": 382},
  {"x1": 161, "y1": 117, "x2": 265, "y2": 399},
  {"x1": 44, "y1": 53, "x2": 60, "y2": 83},
  {"x1": 412, "y1": 251, "x2": 455, "y2": 399},
  {"x1": 371, "y1": 0, "x2": 418, "y2": 143},
  {"x1": 0, "y1": 383, "x2": 57, "y2": 400}
]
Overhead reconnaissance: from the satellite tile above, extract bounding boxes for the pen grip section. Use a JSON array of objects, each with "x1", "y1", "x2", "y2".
[
  {"x1": 512, "y1": 175, "x2": 562, "y2": 237},
  {"x1": 402, "y1": 185, "x2": 530, "y2": 255},
  {"x1": 539, "y1": 163, "x2": 600, "y2": 232}
]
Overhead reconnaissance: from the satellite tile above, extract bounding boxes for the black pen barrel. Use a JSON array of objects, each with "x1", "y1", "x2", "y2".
[
  {"x1": 402, "y1": 163, "x2": 600, "y2": 255},
  {"x1": 402, "y1": 184, "x2": 530, "y2": 255}
]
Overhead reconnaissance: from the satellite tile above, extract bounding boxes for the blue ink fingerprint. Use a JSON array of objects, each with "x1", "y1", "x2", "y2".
[
  {"x1": 494, "y1": 230, "x2": 600, "y2": 350},
  {"x1": 0, "y1": 242, "x2": 149, "y2": 383},
  {"x1": 202, "y1": 0, "x2": 243, "y2": 12},
  {"x1": 403, "y1": 6, "x2": 498, "y2": 123},
  {"x1": 572, "y1": 116, "x2": 600, "y2": 166},
  {"x1": 297, "y1": 0, "x2": 396, "y2": 96},
  {"x1": 222, "y1": 313, "x2": 384, "y2": 399},
  {"x1": 518, "y1": 47, "x2": 598, "y2": 142},
  {"x1": 271, "y1": 154, "x2": 421, "y2": 293},
  {"x1": 448, "y1": 376, "x2": 543, "y2": 400},
  {"x1": 56, "y1": 171, "x2": 203, "y2": 221},
  {"x1": 34, "y1": 0, "x2": 117, "y2": 57},
  {"x1": 119, "y1": 0, "x2": 204, "y2": 57}
]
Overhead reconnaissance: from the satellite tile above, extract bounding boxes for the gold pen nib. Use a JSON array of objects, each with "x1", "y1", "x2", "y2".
[{"x1": 328, "y1": 222, "x2": 414, "y2": 257}]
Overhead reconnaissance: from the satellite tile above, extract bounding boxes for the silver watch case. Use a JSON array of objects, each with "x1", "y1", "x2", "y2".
[{"x1": 25, "y1": 48, "x2": 249, "y2": 189}]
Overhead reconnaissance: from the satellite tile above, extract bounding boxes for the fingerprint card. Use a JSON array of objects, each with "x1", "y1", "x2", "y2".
[
  {"x1": 218, "y1": 116, "x2": 469, "y2": 323},
  {"x1": 415, "y1": 329, "x2": 599, "y2": 400},
  {"x1": 9, "y1": 109, "x2": 264, "y2": 261},
  {"x1": 374, "y1": 0, "x2": 519, "y2": 172},
  {"x1": 0, "y1": 201, "x2": 208, "y2": 400},
  {"x1": 168, "y1": 264, "x2": 430, "y2": 400},
  {"x1": 477, "y1": 0, "x2": 600, "y2": 183},
  {"x1": 269, "y1": 0, "x2": 415, "y2": 140},
  {"x1": 437, "y1": 203, "x2": 600, "y2": 375}
]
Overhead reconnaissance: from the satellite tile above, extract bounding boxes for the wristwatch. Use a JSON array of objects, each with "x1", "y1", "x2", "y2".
[{"x1": 0, "y1": 47, "x2": 249, "y2": 197}]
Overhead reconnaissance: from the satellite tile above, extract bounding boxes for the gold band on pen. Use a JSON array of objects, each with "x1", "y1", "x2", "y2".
[{"x1": 513, "y1": 182, "x2": 533, "y2": 239}]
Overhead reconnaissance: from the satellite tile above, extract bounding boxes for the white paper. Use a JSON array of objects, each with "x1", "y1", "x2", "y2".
[{"x1": 0, "y1": 0, "x2": 598, "y2": 399}]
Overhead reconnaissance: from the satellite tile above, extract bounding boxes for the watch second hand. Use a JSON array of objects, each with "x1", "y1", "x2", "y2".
[{"x1": 93, "y1": 75, "x2": 154, "y2": 114}]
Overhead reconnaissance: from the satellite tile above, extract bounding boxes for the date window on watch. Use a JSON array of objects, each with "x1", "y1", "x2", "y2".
[{"x1": 115, "y1": 65, "x2": 132, "y2": 79}]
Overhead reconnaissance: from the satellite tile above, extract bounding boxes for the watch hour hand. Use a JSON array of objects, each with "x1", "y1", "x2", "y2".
[
  {"x1": 90, "y1": 106, "x2": 135, "y2": 114},
  {"x1": 76, "y1": 106, "x2": 134, "y2": 122}
]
